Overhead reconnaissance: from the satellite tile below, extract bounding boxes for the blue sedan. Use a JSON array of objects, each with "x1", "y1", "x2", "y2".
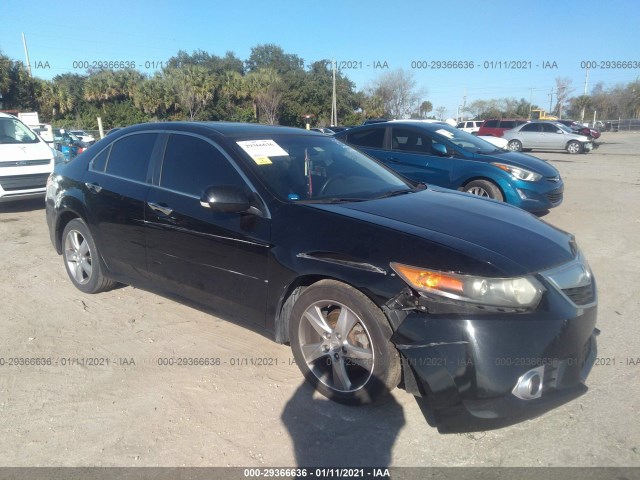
[{"x1": 334, "y1": 121, "x2": 563, "y2": 212}]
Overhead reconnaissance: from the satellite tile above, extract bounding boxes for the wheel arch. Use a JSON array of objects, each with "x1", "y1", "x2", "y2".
[
  {"x1": 273, "y1": 275, "x2": 392, "y2": 345},
  {"x1": 460, "y1": 176, "x2": 507, "y2": 199},
  {"x1": 565, "y1": 139, "x2": 583, "y2": 153},
  {"x1": 54, "y1": 203, "x2": 87, "y2": 254}
]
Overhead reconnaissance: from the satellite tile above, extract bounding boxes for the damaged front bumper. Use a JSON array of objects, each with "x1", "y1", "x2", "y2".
[{"x1": 385, "y1": 285, "x2": 598, "y2": 432}]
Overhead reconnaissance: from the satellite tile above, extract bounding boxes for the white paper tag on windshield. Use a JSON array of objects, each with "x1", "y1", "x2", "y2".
[
  {"x1": 236, "y1": 140, "x2": 288, "y2": 164},
  {"x1": 435, "y1": 129, "x2": 454, "y2": 139}
]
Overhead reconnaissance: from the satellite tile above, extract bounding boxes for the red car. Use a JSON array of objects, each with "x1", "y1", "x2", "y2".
[
  {"x1": 555, "y1": 120, "x2": 601, "y2": 140},
  {"x1": 477, "y1": 118, "x2": 528, "y2": 137}
]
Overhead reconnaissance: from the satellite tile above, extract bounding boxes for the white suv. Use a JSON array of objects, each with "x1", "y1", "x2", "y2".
[
  {"x1": 0, "y1": 113, "x2": 60, "y2": 202},
  {"x1": 456, "y1": 120, "x2": 483, "y2": 135}
]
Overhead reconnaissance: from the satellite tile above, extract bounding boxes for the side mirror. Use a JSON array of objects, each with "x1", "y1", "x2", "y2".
[
  {"x1": 199, "y1": 185, "x2": 251, "y2": 213},
  {"x1": 556, "y1": 129, "x2": 564, "y2": 134},
  {"x1": 432, "y1": 143, "x2": 448, "y2": 156}
]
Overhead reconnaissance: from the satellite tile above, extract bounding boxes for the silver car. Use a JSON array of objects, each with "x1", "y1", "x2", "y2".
[{"x1": 503, "y1": 121, "x2": 593, "y2": 154}]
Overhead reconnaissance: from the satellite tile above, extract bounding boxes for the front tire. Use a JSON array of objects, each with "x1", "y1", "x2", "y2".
[
  {"x1": 567, "y1": 140, "x2": 583, "y2": 154},
  {"x1": 288, "y1": 280, "x2": 401, "y2": 405},
  {"x1": 507, "y1": 139, "x2": 523, "y2": 152},
  {"x1": 464, "y1": 179, "x2": 504, "y2": 202},
  {"x1": 62, "y1": 219, "x2": 115, "y2": 294}
]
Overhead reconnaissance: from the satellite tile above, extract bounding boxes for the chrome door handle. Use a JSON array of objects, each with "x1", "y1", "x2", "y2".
[
  {"x1": 84, "y1": 182, "x2": 102, "y2": 193},
  {"x1": 147, "y1": 202, "x2": 173, "y2": 216}
]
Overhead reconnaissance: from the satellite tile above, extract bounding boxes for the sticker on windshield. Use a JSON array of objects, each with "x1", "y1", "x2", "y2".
[
  {"x1": 252, "y1": 156, "x2": 272, "y2": 165},
  {"x1": 435, "y1": 129, "x2": 455, "y2": 139},
  {"x1": 236, "y1": 139, "x2": 288, "y2": 164}
]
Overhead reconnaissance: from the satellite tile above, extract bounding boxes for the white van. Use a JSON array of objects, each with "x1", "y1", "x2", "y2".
[{"x1": 0, "y1": 112, "x2": 60, "y2": 202}]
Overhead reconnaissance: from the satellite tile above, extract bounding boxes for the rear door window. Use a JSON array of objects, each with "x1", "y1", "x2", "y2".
[
  {"x1": 105, "y1": 133, "x2": 158, "y2": 182},
  {"x1": 347, "y1": 128, "x2": 385, "y2": 149}
]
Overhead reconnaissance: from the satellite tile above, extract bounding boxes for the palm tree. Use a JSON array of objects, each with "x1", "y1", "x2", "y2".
[
  {"x1": 245, "y1": 68, "x2": 281, "y2": 122},
  {"x1": 166, "y1": 65, "x2": 216, "y2": 120},
  {"x1": 133, "y1": 74, "x2": 175, "y2": 118}
]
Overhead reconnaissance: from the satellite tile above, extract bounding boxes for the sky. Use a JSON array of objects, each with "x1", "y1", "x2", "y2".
[{"x1": 2, "y1": 0, "x2": 639, "y2": 119}]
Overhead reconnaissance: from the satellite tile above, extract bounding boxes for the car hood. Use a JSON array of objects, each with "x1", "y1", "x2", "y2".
[
  {"x1": 308, "y1": 188, "x2": 574, "y2": 275},
  {"x1": 471, "y1": 150, "x2": 560, "y2": 177},
  {"x1": 0, "y1": 141, "x2": 54, "y2": 163}
]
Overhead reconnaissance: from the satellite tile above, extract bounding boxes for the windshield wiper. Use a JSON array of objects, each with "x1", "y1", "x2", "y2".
[
  {"x1": 302, "y1": 197, "x2": 368, "y2": 204},
  {"x1": 375, "y1": 189, "x2": 415, "y2": 199}
]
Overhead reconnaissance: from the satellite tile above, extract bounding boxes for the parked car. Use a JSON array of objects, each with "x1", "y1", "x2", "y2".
[
  {"x1": 503, "y1": 121, "x2": 594, "y2": 154},
  {"x1": 0, "y1": 112, "x2": 59, "y2": 202},
  {"x1": 45, "y1": 122, "x2": 597, "y2": 431},
  {"x1": 328, "y1": 126, "x2": 350, "y2": 133},
  {"x1": 456, "y1": 120, "x2": 483, "y2": 135},
  {"x1": 478, "y1": 136, "x2": 508, "y2": 149},
  {"x1": 310, "y1": 127, "x2": 335, "y2": 134},
  {"x1": 53, "y1": 129, "x2": 90, "y2": 161},
  {"x1": 477, "y1": 118, "x2": 528, "y2": 137},
  {"x1": 334, "y1": 121, "x2": 563, "y2": 212},
  {"x1": 70, "y1": 130, "x2": 96, "y2": 145},
  {"x1": 554, "y1": 120, "x2": 601, "y2": 140}
]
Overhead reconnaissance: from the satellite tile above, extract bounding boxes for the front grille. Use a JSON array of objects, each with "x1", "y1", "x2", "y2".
[
  {"x1": 0, "y1": 159, "x2": 51, "y2": 168},
  {"x1": 0, "y1": 173, "x2": 50, "y2": 191},
  {"x1": 562, "y1": 283, "x2": 596, "y2": 306}
]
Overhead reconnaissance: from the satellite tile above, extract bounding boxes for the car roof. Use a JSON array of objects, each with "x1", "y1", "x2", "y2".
[
  {"x1": 484, "y1": 118, "x2": 528, "y2": 122},
  {"x1": 118, "y1": 121, "x2": 317, "y2": 138}
]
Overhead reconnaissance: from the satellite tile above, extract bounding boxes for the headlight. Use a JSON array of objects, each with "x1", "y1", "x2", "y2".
[
  {"x1": 391, "y1": 262, "x2": 544, "y2": 308},
  {"x1": 491, "y1": 162, "x2": 542, "y2": 182}
]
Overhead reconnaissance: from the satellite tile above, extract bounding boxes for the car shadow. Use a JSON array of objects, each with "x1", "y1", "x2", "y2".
[
  {"x1": 0, "y1": 198, "x2": 45, "y2": 213},
  {"x1": 281, "y1": 379, "x2": 405, "y2": 467}
]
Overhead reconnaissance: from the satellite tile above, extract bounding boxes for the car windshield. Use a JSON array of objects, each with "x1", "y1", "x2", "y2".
[
  {"x1": 428, "y1": 123, "x2": 502, "y2": 154},
  {"x1": 555, "y1": 123, "x2": 574, "y2": 134},
  {"x1": 231, "y1": 134, "x2": 413, "y2": 202},
  {"x1": 0, "y1": 117, "x2": 39, "y2": 144}
]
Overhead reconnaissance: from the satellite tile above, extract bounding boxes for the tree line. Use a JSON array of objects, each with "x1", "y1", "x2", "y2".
[
  {"x1": 1, "y1": 44, "x2": 639, "y2": 130},
  {"x1": 0, "y1": 44, "x2": 430, "y2": 130}
]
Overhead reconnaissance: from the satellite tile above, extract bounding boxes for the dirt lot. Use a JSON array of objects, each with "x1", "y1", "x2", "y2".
[{"x1": 0, "y1": 132, "x2": 639, "y2": 468}]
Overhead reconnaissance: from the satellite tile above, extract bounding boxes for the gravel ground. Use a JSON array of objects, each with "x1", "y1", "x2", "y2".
[{"x1": 0, "y1": 132, "x2": 638, "y2": 468}]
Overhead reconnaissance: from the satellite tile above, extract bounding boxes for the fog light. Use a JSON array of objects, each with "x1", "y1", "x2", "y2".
[
  {"x1": 512, "y1": 366, "x2": 544, "y2": 400},
  {"x1": 516, "y1": 188, "x2": 528, "y2": 200}
]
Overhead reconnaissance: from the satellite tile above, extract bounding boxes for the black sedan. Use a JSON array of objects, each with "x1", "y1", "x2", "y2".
[{"x1": 45, "y1": 122, "x2": 598, "y2": 431}]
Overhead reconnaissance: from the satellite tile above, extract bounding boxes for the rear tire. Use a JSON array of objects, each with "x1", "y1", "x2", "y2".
[
  {"x1": 288, "y1": 280, "x2": 401, "y2": 405},
  {"x1": 62, "y1": 219, "x2": 116, "y2": 294}
]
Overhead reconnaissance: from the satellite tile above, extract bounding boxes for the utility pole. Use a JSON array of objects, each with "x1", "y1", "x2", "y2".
[
  {"x1": 330, "y1": 60, "x2": 337, "y2": 127},
  {"x1": 462, "y1": 88, "x2": 466, "y2": 122},
  {"x1": 548, "y1": 88, "x2": 554, "y2": 113},
  {"x1": 581, "y1": 66, "x2": 590, "y2": 122},
  {"x1": 22, "y1": 32, "x2": 32, "y2": 77}
]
